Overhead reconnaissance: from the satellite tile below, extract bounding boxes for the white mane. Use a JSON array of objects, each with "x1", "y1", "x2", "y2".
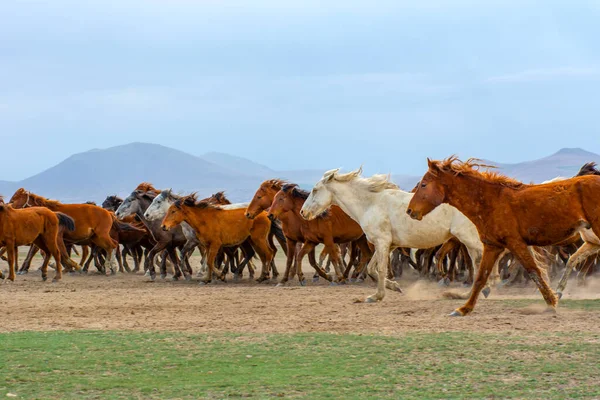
[{"x1": 323, "y1": 167, "x2": 399, "y2": 193}]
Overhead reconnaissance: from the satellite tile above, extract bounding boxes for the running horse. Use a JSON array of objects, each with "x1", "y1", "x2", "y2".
[
  {"x1": 161, "y1": 193, "x2": 277, "y2": 284},
  {"x1": 300, "y1": 167, "x2": 485, "y2": 303},
  {"x1": 0, "y1": 196, "x2": 75, "y2": 282},
  {"x1": 9, "y1": 188, "x2": 119, "y2": 274},
  {"x1": 406, "y1": 157, "x2": 600, "y2": 316}
]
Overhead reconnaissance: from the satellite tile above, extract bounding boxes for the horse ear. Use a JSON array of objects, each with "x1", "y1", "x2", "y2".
[
  {"x1": 0, "y1": 204, "x2": 5, "y2": 211},
  {"x1": 427, "y1": 158, "x2": 440, "y2": 172},
  {"x1": 323, "y1": 168, "x2": 339, "y2": 182}
]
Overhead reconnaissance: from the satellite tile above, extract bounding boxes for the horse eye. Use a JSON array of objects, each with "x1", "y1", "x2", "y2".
[{"x1": 421, "y1": 183, "x2": 427, "y2": 188}]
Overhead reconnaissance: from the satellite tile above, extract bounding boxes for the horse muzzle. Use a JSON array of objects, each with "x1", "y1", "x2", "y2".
[
  {"x1": 406, "y1": 208, "x2": 423, "y2": 221},
  {"x1": 161, "y1": 225, "x2": 169, "y2": 231}
]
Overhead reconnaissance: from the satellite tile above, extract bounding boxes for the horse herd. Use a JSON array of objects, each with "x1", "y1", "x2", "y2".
[{"x1": 1, "y1": 158, "x2": 599, "y2": 317}]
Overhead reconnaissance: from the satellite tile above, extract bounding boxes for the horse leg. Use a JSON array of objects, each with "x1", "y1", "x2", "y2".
[
  {"x1": 80, "y1": 245, "x2": 89, "y2": 268},
  {"x1": 201, "y1": 244, "x2": 225, "y2": 284},
  {"x1": 297, "y1": 242, "x2": 329, "y2": 285},
  {"x1": 363, "y1": 241, "x2": 393, "y2": 303},
  {"x1": 452, "y1": 245, "x2": 505, "y2": 316},
  {"x1": 18, "y1": 245, "x2": 39, "y2": 275},
  {"x1": 276, "y1": 239, "x2": 297, "y2": 286},
  {"x1": 249, "y1": 234, "x2": 274, "y2": 283},
  {"x1": 507, "y1": 242, "x2": 558, "y2": 311},
  {"x1": 5, "y1": 243, "x2": 16, "y2": 282},
  {"x1": 557, "y1": 242, "x2": 600, "y2": 298}
]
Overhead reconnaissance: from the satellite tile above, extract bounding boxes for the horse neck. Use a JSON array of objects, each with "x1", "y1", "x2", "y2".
[
  {"x1": 327, "y1": 181, "x2": 376, "y2": 222},
  {"x1": 180, "y1": 205, "x2": 211, "y2": 230},
  {"x1": 439, "y1": 172, "x2": 501, "y2": 224}
]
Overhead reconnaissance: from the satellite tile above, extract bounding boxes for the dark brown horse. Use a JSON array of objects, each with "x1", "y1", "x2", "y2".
[
  {"x1": 10, "y1": 189, "x2": 119, "y2": 273},
  {"x1": 268, "y1": 184, "x2": 373, "y2": 285},
  {"x1": 0, "y1": 197, "x2": 75, "y2": 281},
  {"x1": 407, "y1": 157, "x2": 600, "y2": 316}
]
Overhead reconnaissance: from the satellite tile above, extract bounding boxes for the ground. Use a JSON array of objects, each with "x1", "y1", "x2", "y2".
[{"x1": 1, "y1": 249, "x2": 600, "y2": 398}]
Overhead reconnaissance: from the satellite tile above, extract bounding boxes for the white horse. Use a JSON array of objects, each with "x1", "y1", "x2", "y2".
[{"x1": 300, "y1": 167, "x2": 485, "y2": 303}]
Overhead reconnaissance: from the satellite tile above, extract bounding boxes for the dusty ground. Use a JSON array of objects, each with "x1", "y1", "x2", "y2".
[{"x1": 2, "y1": 250, "x2": 600, "y2": 334}]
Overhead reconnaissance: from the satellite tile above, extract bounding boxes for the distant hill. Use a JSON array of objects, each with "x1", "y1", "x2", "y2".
[
  {"x1": 486, "y1": 148, "x2": 600, "y2": 183},
  {"x1": 0, "y1": 143, "x2": 598, "y2": 203}
]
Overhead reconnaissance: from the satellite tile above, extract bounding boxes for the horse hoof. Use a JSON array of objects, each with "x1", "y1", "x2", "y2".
[
  {"x1": 42, "y1": 276, "x2": 48, "y2": 282},
  {"x1": 544, "y1": 307, "x2": 557, "y2": 314},
  {"x1": 69, "y1": 271, "x2": 78, "y2": 276},
  {"x1": 394, "y1": 286, "x2": 403, "y2": 293},
  {"x1": 276, "y1": 283, "x2": 285, "y2": 288},
  {"x1": 52, "y1": 278, "x2": 60, "y2": 283},
  {"x1": 312, "y1": 276, "x2": 319, "y2": 283},
  {"x1": 199, "y1": 281, "x2": 211, "y2": 286},
  {"x1": 355, "y1": 278, "x2": 364, "y2": 284},
  {"x1": 482, "y1": 287, "x2": 491, "y2": 299},
  {"x1": 449, "y1": 310, "x2": 464, "y2": 317},
  {"x1": 329, "y1": 282, "x2": 339, "y2": 287},
  {"x1": 556, "y1": 292, "x2": 563, "y2": 300},
  {"x1": 363, "y1": 297, "x2": 377, "y2": 304},
  {"x1": 160, "y1": 274, "x2": 167, "y2": 280},
  {"x1": 438, "y1": 278, "x2": 450, "y2": 287},
  {"x1": 185, "y1": 275, "x2": 192, "y2": 282},
  {"x1": 299, "y1": 280, "x2": 306, "y2": 287}
]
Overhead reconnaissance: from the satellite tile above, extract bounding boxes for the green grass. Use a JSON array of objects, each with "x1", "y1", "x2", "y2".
[{"x1": 1, "y1": 331, "x2": 600, "y2": 399}]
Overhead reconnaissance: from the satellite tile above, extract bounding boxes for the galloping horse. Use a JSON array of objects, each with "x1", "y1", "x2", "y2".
[
  {"x1": 10, "y1": 188, "x2": 118, "y2": 274},
  {"x1": 247, "y1": 179, "x2": 340, "y2": 283},
  {"x1": 268, "y1": 184, "x2": 378, "y2": 287},
  {"x1": 406, "y1": 157, "x2": 600, "y2": 316},
  {"x1": 300, "y1": 167, "x2": 484, "y2": 303},
  {"x1": 0, "y1": 197, "x2": 75, "y2": 282},
  {"x1": 161, "y1": 193, "x2": 276, "y2": 284}
]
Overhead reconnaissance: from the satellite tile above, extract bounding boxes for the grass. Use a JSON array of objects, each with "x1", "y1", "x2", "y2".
[{"x1": 1, "y1": 330, "x2": 600, "y2": 399}]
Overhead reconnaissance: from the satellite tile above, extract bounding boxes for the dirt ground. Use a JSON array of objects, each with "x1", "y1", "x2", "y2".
[{"x1": 2, "y1": 251, "x2": 600, "y2": 334}]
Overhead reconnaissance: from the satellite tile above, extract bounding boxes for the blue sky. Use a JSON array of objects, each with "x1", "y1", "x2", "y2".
[{"x1": 1, "y1": 0, "x2": 599, "y2": 180}]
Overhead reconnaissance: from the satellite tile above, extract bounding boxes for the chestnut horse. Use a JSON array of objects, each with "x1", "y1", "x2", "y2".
[
  {"x1": 407, "y1": 157, "x2": 600, "y2": 316},
  {"x1": 268, "y1": 184, "x2": 382, "y2": 288},
  {"x1": 0, "y1": 198, "x2": 75, "y2": 282},
  {"x1": 10, "y1": 188, "x2": 119, "y2": 274},
  {"x1": 246, "y1": 179, "x2": 338, "y2": 282},
  {"x1": 161, "y1": 193, "x2": 275, "y2": 284}
]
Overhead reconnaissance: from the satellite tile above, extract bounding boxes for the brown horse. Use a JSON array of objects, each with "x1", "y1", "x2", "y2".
[
  {"x1": 10, "y1": 188, "x2": 119, "y2": 273},
  {"x1": 161, "y1": 194, "x2": 275, "y2": 284},
  {"x1": 407, "y1": 157, "x2": 600, "y2": 316},
  {"x1": 0, "y1": 198, "x2": 75, "y2": 282},
  {"x1": 268, "y1": 184, "x2": 375, "y2": 286}
]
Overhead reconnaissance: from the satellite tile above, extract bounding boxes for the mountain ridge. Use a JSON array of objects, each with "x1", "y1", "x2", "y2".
[{"x1": 0, "y1": 143, "x2": 598, "y2": 203}]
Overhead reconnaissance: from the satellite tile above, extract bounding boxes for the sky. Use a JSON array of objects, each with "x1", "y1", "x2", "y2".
[{"x1": 1, "y1": 0, "x2": 600, "y2": 180}]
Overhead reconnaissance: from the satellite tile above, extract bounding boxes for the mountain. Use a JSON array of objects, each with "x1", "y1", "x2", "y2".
[
  {"x1": 486, "y1": 148, "x2": 600, "y2": 183},
  {"x1": 0, "y1": 144, "x2": 598, "y2": 204}
]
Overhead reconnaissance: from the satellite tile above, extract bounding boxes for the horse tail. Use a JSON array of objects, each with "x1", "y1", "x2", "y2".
[
  {"x1": 56, "y1": 212, "x2": 76, "y2": 232},
  {"x1": 269, "y1": 220, "x2": 287, "y2": 253}
]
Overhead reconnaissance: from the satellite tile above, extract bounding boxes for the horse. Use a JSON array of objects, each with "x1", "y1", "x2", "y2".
[
  {"x1": 143, "y1": 189, "x2": 260, "y2": 280},
  {"x1": 406, "y1": 157, "x2": 600, "y2": 316},
  {"x1": 9, "y1": 188, "x2": 119, "y2": 274},
  {"x1": 247, "y1": 179, "x2": 347, "y2": 283},
  {"x1": 541, "y1": 161, "x2": 600, "y2": 294},
  {"x1": 300, "y1": 167, "x2": 485, "y2": 303},
  {"x1": 268, "y1": 183, "x2": 378, "y2": 287},
  {"x1": 161, "y1": 193, "x2": 276, "y2": 284},
  {"x1": 114, "y1": 189, "x2": 188, "y2": 280},
  {"x1": 0, "y1": 197, "x2": 75, "y2": 282}
]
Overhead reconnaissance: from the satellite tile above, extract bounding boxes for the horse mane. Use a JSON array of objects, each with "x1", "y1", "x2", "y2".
[
  {"x1": 135, "y1": 182, "x2": 161, "y2": 194},
  {"x1": 24, "y1": 191, "x2": 62, "y2": 207},
  {"x1": 324, "y1": 167, "x2": 399, "y2": 192},
  {"x1": 577, "y1": 162, "x2": 600, "y2": 176},
  {"x1": 262, "y1": 179, "x2": 287, "y2": 190},
  {"x1": 431, "y1": 156, "x2": 525, "y2": 189},
  {"x1": 282, "y1": 183, "x2": 330, "y2": 218},
  {"x1": 175, "y1": 193, "x2": 221, "y2": 210},
  {"x1": 208, "y1": 191, "x2": 231, "y2": 205},
  {"x1": 107, "y1": 195, "x2": 123, "y2": 202},
  {"x1": 281, "y1": 183, "x2": 310, "y2": 200}
]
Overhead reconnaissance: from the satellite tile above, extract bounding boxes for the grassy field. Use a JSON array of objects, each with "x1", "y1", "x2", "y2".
[{"x1": 2, "y1": 328, "x2": 600, "y2": 399}]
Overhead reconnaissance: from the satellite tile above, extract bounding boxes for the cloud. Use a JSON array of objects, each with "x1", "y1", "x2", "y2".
[{"x1": 486, "y1": 67, "x2": 600, "y2": 83}]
